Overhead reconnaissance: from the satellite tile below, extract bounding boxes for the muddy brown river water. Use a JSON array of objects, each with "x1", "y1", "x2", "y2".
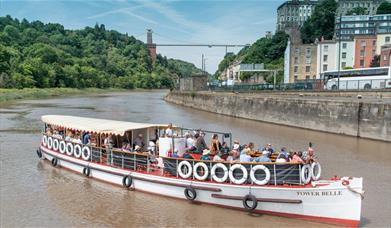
[{"x1": 0, "y1": 91, "x2": 390, "y2": 227}]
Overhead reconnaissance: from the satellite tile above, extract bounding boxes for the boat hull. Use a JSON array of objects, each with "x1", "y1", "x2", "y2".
[{"x1": 40, "y1": 146, "x2": 362, "y2": 227}]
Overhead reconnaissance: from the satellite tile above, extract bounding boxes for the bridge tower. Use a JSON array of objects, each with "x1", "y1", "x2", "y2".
[{"x1": 146, "y1": 29, "x2": 156, "y2": 61}]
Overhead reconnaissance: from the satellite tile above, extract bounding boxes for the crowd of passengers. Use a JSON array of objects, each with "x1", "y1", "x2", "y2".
[{"x1": 45, "y1": 124, "x2": 316, "y2": 164}]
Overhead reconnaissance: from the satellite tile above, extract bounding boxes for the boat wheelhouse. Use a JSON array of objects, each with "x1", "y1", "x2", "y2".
[{"x1": 37, "y1": 115, "x2": 364, "y2": 227}]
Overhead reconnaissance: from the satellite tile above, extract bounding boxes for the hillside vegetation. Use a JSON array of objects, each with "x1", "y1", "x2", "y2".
[{"x1": 0, "y1": 15, "x2": 202, "y2": 89}]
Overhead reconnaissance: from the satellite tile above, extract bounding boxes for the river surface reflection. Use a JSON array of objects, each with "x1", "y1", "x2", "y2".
[{"x1": 0, "y1": 90, "x2": 390, "y2": 227}]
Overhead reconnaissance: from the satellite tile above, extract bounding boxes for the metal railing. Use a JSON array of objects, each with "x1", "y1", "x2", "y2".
[{"x1": 43, "y1": 134, "x2": 307, "y2": 186}]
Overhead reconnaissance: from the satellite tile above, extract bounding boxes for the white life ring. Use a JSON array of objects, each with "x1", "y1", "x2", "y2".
[
  {"x1": 311, "y1": 162, "x2": 322, "y2": 181},
  {"x1": 42, "y1": 135, "x2": 47, "y2": 147},
  {"x1": 66, "y1": 142, "x2": 74, "y2": 156},
  {"x1": 250, "y1": 165, "x2": 271, "y2": 185},
  {"x1": 59, "y1": 141, "x2": 66, "y2": 154},
  {"x1": 301, "y1": 164, "x2": 312, "y2": 184},
  {"x1": 193, "y1": 162, "x2": 209, "y2": 181},
  {"x1": 229, "y1": 164, "x2": 248, "y2": 185},
  {"x1": 52, "y1": 138, "x2": 59, "y2": 151},
  {"x1": 211, "y1": 163, "x2": 228, "y2": 183},
  {"x1": 81, "y1": 146, "x2": 91, "y2": 161},
  {"x1": 47, "y1": 137, "x2": 53, "y2": 149},
  {"x1": 74, "y1": 144, "x2": 82, "y2": 158},
  {"x1": 177, "y1": 160, "x2": 193, "y2": 179}
]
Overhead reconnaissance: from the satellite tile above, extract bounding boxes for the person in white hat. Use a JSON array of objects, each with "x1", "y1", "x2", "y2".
[{"x1": 200, "y1": 149, "x2": 211, "y2": 161}]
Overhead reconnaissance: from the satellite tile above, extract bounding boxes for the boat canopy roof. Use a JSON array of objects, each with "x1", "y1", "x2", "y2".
[{"x1": 41, "y1": 115, "x2": 168, "y2": 136}]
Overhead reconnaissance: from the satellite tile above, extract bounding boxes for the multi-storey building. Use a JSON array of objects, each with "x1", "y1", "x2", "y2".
[
  {"x1": 276, "y1": 0, "x2": 319, "y2": 32},
  {"x1": 336, "y1": 0, "x2": 385, "y2": 16},
  {"x1": 376, "y1": 32, "x2": 391, "y2": 54},
  {"x1": 284, "y1": 41, "x2": 318, "y2": 83},
  {"x1": 336, "y1": 14, "x2": 391, "y2": 41},
  {"x1": 354, "y1": 35, "x2": 377, "y2": 68},
  {"x1": 380, "y1": 45, "x2": 391, "y2": 67}
]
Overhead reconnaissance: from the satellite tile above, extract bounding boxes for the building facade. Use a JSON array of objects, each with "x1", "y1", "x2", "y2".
[
  {"x1": 336, "y1": 0, "x2": 385, "y2": 16},
  {"x1": 286, "y1": 42, "x2": 318, "y2": 83},
  {"x1": 336, "y1": 14, "x2": 391, "y2": 41},
  {"x1": 376, "y1": 33, "x2": 391, "y2": 54},
  {"x1": 316, "y1": 40, "x2": 337, "y2": 77},
  {"x1": 276, "y1": 0, "x2": 319, "y2": 32},
  {"x1": 354, "y1": 35, "x2": 377, "y2": 68},
  {"x1": 380, "y1": 45, "x2": 391, "y2": 67}
]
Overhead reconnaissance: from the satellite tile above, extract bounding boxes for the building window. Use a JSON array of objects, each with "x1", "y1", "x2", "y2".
[
  {"x1": 385, "y1": 36, "x2": 390, "y2": 43},
  {"x1": 323, "y1": 55, "x2": 328, "y2": 62},
  {"x1": 384, "y1": 55, "x2": 388, "y2": 61},
  {"x1": 324, "y1": 45, "x2": 328, "y2": 52},
  {"x1": 361, "y1": 40, "x2": 366, "y2": 47},
  {"x1": 306, "y1": 48, "x2": 311, "y2": 56},
  {"x1": 294, "y1": 75, "x2": 298, "y2": 81},
  {"x1": 323, "y1": 64, "x2": 328, "y2": 71},
  {"x1": 360, "y1": 50, "x2": 365, "y2": 57},
  {"x1": 313, "y1": 76, "x2": 316, "y2": 79},
  {"x1": 305, "y1": 58, "x2": 311, "y2": 64},
  {"x1": 305, "y1": 66, "x2": 311, "y2": 72},
  {"x1": 294, "y1": 48, "x2": 299, "y2": 56},
  {"x1": 294, "y1": 57, "x2": 299, "y2": 64},
  {"x1": 372, "y1": 40, "x2": 376, "y2": 46},
  {"x1": 342, "y1": 62, "x2": 346, "y2": 68},
  {"x1": 342, "y1": 52, "x2": 347, "y2": 58},
  {"x1": 360, "y1": 60, "x2": 364, "y2": 67},
  {"x1": 294, "y1": 66, "x2": 298, "y2": 73},
  {"x1": 305, "y1": 75, "x2": 310, "y2": 80},
  {"x1": 342, "y1": 43, "x2": 347, "y2": 49}
]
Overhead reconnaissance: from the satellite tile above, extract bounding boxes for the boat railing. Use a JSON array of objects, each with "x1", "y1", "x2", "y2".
[{"x1": 42, "y1": 134, "x2": 308, "y2": 186}]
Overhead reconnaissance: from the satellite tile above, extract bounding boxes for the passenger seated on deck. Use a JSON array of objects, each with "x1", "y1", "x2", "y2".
[
  {"x1": 194, "y1": 133, "x2": 208, "y2": 153},
  {"x1": 213, "y1": 150, "x2": 224, "y2": 162},
  {"x1": 172, "y1": 149, "x2": 180, "y2": 158},
  {"x1": 232, "y1": 149, "x2": 240, "y2": 162},
  {"x1": 233, "y1": 140, "x2": 242, "y2": 152},
  {"x1": 221, "y1": 142, "x2": 230, "y2": 159},
  {"x1": 279, "y1": 147, "x2": 289, "y2": 159},
  {"x1": 122, "y1": 142, "x2": 132, "y2": 152},
  {"x1": 302, "y1": 147, "x2": 316, "y2": 164},
  {"x1": 200, "y1": 149, "x2": 211, "y2": 160},
  {"x1": 291, "y1": 151, "x2": 304, "y2": 164},
  {"x1": 261, "y1": 143, "x2": 274, "y2": 154},
  {"x1": 240, "y1": 148, "x2": 253, "y2": 162},
  {"x1": 52, "y1": 130, "x2": 63, "y2": 139},
  {"x1": 182, "y1": 150, "x2": 194, "y2": 159},
  {"x1": 255, "y1": 151, "x2": 272, "y2": 162},
  {"x1": 134, "y1": 134, "x2": 145, "y2": 150},
  {"x1": 147, "y1": 140, "x2": 156, "y2": 154},
  {"x1": 185, "y1": 132, "x2": 195, "y2": 150},
  {"x1": 226, "y1": 151, "x2": 234, "y2": 163},
  {"x1": 82, "y1": 132, "x2": 90, "y2": 145},
  {"x1": 72, "y1": 133, "x2": 82, "y2": 144},
  {"x1": 210, "y1": 134, "x2": 221, "y2": 155}
]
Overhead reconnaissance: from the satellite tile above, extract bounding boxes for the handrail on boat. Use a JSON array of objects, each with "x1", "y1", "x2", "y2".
[{"x1": 42, "y1": 133, "x2": 307, "y2": 186}]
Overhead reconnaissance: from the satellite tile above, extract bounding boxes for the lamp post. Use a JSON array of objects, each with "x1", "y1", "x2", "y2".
[{"x1": 337, "y1": 13, "x2": 342, "y2": 89}]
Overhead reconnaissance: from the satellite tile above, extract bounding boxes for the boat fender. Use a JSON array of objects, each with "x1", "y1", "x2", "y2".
[
  {"x1": 82, "y1": 146, "x2": 91, "y2": 161},
  {"x1": 311, "y1": 162, "x2": 322, "y2": 181},
  {"x1": 51, "y1": 157, "x2": 58, "y2": 167},
  {"x1": 66, "y1": 143, "x2": 74, "y2": 156},
  {"x1": 250, "y1": 165, "x2": 270, "y2": 185},
  {"x1": 74, "y1": 144, "x2": 82, "y2": 158},
  {"x1": 36, "y1": 148, "x2": 42, "y2": 159},
  {"x1": 301, "y1": 164, "x2": 312, "y2": 184},
  {"x1": 211, "y1": 163, "x2": 229, "y2": 183},
  {"x1": 52, "y1": 138, "x2": 59, "y2": 151},
  {"x1": 83, "y1": 167, "x2": 91, "y2": 177},
  {"x1": 47, "y1": 137, "x2": 53, "y2": 150},
  {"x1": 193, "y1": 162, "x2": 209, "y2": 181},
  {"x1": 242, "y1": 194, "x2": 258, "y2": 211},
  {"x1": 177, "y1": 161, "x2": 193, "y2": 179},
  {"x1": 184, "y1": 186, "x2": 197, "y2": 201},
  {"x1": 59, "y1": 141, "x2": 66, "y2": 154},
  {"x1": 42, "y1": 135, "x2": 47, "y2": 147},
  {"x1": 122, "y1": 175, "x2": 133, "y2": 188},
  {"x1": 229, "y1": 164, "x2": 248, "y2": 185}
]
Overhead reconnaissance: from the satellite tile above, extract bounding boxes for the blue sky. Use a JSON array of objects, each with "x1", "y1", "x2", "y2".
[{"x1": 1, "y1": 0, "x2": 284, "y2": 73}]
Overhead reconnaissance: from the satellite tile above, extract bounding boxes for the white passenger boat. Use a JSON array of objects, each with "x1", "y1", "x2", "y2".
[{"x1": 37, "y1": 115, "x2": 364, "y2": 227}]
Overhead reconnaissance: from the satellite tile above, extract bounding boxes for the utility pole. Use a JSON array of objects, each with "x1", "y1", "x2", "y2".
[{"x1": 201, "y1": 54, "x2": 204, "y2": 73}]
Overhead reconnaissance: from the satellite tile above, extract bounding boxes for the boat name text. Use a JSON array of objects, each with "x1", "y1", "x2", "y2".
[{"x1": 297, "y1": 191, "x2": 342, "y2": 196}]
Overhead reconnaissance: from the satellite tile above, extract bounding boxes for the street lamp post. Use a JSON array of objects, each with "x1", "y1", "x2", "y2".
[{"x1": 337, "y1": 13, "x2": 342, "y2": 89}]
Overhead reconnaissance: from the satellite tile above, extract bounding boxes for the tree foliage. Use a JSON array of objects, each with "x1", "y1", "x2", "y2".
[
  {"x1": 346, "y1": 7, "x2": 368, "y2": 15},
  {"x1": 300, "y1": 0, "x2": 337, "y2": 44},
  {"x1": 377, "y1": 1, "x2": 391, "y2": 14},
  {"x1": 0, "y1": 15, "x2": 202, "y2": 89}
]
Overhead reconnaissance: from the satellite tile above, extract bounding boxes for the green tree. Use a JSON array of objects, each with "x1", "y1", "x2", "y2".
[
  {"x1": 301, "y1": 0, "x2": 337, "y2": 44},
  {"x1": 346, "y1": 7, "x2": 368, "y2": 15},
  {"x1": 370, "y1": 55, "x2": 380, "y2": 67},
  {"x1": 377, "y1": 1, "x2": 391, "y2": 14}
]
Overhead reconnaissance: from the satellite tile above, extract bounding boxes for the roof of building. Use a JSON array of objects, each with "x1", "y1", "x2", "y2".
[
  {"x1": 41, "y1": 115, "x2": 167, "y2": 135},
  {"x1": 277, "y1": 0, "x2": 319, "y2": 10}
]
